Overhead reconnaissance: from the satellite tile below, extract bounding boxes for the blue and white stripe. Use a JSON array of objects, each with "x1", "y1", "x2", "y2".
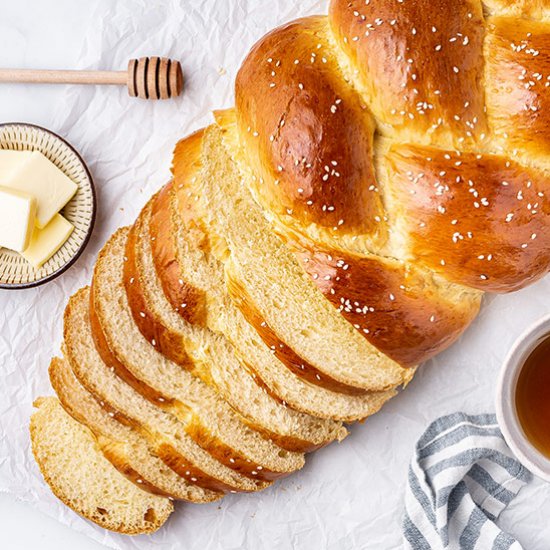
[{"x1": 403, "y1": 413, "x2": 531, "y2": 550}]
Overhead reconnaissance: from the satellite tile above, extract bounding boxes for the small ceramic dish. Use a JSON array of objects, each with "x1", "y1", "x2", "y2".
[
  {"x1": 0, "y1": 123, "x2": 96, "y2": 289},
  {"x1": 496, "y1": 315, "x2": 550, "y2": 482}
]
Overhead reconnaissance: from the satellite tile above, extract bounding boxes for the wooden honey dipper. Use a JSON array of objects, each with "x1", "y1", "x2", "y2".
[{"x1": 0, "y1": 57, "x2": 183, "y2": 100}]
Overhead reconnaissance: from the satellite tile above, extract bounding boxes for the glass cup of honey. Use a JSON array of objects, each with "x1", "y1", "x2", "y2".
[{"x1": 496, "y1": 315, "x2": 550, "y2": 481}]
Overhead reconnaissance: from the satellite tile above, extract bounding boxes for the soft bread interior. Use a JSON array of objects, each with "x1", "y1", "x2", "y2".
[
  {"x1": 49, "y1": 356, "x2": 221, "y2": 503},
  {"x1": 173, "y1": 122, "x2": 411, "y2": 392},
  {"x1": 31, "y1": 397, "x2": 173, "y2": 535},
  {"x1": 127, "y1": 205, "x2": 307, "y2": 476},
  {"x1": 64, "y1": 286, "x2": 268, "y2": 494},
  {"x1": 167, "y1": 175, "x2": 398, "y2": 422},
  {"x1": 96, "y1": 222, "x2": 305, "y2": 479},
  {"x1": 147, "y1": 186, "x2": 350, "y2": 444}
]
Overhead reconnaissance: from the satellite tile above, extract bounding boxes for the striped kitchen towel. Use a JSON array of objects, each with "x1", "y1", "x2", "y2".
[{"x1": 403, "y1": 413, "x2": 531, "y2": 550}]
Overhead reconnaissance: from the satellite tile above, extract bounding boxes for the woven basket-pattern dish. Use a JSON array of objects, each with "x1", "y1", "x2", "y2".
[{"x1": 0, "y1": 123, "x2": 95, "y2": 289}]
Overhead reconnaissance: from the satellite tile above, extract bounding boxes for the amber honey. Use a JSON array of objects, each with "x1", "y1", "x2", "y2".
[{"x1": 515, "y1": 335, "x2": 550, "y2": 459}]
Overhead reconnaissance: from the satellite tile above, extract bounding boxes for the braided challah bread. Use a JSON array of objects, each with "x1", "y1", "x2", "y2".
[{"x1": 31, "y1": 0, "x2": 550, "y2": 534}]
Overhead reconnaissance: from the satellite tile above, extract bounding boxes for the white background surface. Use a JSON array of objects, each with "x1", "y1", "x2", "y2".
[
  {"x1": 0, "y1": 1, "x2": 550, "y2": 549},
  {"x1": 0, "y1": 4, "x2": 107, "y2": 547}
]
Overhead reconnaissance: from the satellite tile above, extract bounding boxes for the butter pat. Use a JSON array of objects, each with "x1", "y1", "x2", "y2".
[
  {"x1": 0, "y1": 150, "x2": 32, "y2": 179},
  {"x1": 21, "y1": 213, "x2": 74, "y2": 269},
  {"x1": 6, "y1": 151, "x2": 78, "y2": 228},
  {"x1": 0, "y1": 186, "x2": 37, "y2": 252}
]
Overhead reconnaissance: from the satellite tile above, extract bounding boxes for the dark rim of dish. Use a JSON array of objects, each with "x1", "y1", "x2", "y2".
[{"x1": 0, "y1": 122, "x2": 96, "y2": 290}]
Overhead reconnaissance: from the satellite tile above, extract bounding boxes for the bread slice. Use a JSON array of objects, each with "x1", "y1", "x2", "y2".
[
  {"x1": 31, "y1": 397, "x2": 173, "y2": 535},
  {"x1": 151, "y1": 174, "x2": 396, "y2": 422},
  {"x1": 49, "y1": 356, "x2": 221, "y2": 503},
  {"x1": 64, "y1": 287, "x2": 268, "y2": 494},
  {"x1": 95, "y1": 225, "x2": 304, "y2": 483},
  {"x1": 172, "y1": 121, "x2": 411, "y2": 393},
  {"x1": 139, "y1": 191, "x2": 352, "y2": 447}
]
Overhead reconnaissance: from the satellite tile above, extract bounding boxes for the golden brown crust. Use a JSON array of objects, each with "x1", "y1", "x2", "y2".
[
  {"x1": 124, "y1": 221, "x2": 296, "y2": 481},
  {"x1": 150, "y1": 182, "x2": 207, "y2": 326},
  {"x1": 98, "y1": 440, "x2": 174, "y2": 498},
  {"x1": 235, "y1": 16, "x2": 384, "y2": 238},
  {"x1": 226, "y1": 273, "x2": 371, "y2": 394},
  {"x1": 170, "y1": 132, "x2": 348, "y2": 452},
  {"x1": 48, "y1": 357, "x2": 175, "y2": 499},
  {"x1": 96, "y1": 229, "x2": 289, "y2": 485},
  {"x1": 183, "y1": 422, "x2": 290, "y2": 483},
  {"x1": 148, "y1": 437, "x2": 235, "y2": 494},
  {"x1": 154, "y1": 442, "x2": 247, "y2": 494},
  {"x1": 290, "y1": 243, "x2": 481, "y2": 367},
  {"x1": 149, "y1": 208, "x2": 320, "y2": 452},
  {"x1": 484, "y1": 0, "x2": 550, "y2": 17},
  {"x1": 62, "y1": 294, "x2": 143, "y2": 433},
  {"x1": 486, "y1": 17, "x2": 550, "y2": 158},
  {"x1": 386, "y1": 145, "x2": 550, "y2": 292},
  {"x1": 127, "y1": 214, "x2": 320, "y2": 446},
  {"x1": 137, "y1": 208, "x2": 324, "y2": 460},
  {"x1": 124, "y1": 202, "x2": 193, "y2": 369},
  {"x1": 76, "y1": 286, "x2": 266, "y2": 494},
  {"x1": 329, "y1": 0, "x2": 486, "y2": 144},
  {"x1": 89, "y1": 281, "x2": 171, "y2": 406}
]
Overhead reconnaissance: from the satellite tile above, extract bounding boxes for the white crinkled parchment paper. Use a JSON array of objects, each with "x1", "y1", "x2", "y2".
[{"x1": 1, "y1": 1, "x2": 550, "y2": 548}]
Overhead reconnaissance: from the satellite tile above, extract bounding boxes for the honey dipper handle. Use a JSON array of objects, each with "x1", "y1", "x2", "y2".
[
  {"x1": 0, "y1": 57, "x2": 183, "y2": 100},
  {"x1": 0, "y1": 68, "x2": 127, "y2": 86}
]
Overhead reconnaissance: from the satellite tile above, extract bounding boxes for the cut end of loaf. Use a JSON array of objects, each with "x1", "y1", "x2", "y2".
[{"x1": 30, "y1": 397, "x2": 173, "y2": 535}]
